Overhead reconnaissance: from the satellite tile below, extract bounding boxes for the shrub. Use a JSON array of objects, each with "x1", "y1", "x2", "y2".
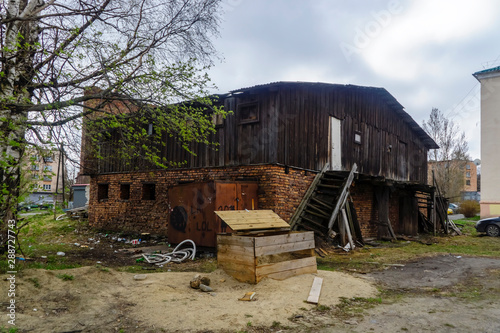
[{"x1": 459, "y1": 200, "x2": 480, "y2": 218}]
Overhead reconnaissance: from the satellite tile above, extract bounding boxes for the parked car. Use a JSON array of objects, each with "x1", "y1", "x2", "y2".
[
  {"x1": 448, "y1": 203, "x2": 459, "y2": 215},
  {"x1": 17, "y1": 203, "x2": 32, "y2": 212},
  {"x1": 475, "y1": 217, "x2": 500, "y2": 237}
]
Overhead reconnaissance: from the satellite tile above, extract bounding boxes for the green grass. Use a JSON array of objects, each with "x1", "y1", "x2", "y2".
[
  {"x1": 317, "y1": 223, "x2": 500, "y2": 273},
  {"x1": 57, "y1": 273, "x2": 75, "y2": 281}
]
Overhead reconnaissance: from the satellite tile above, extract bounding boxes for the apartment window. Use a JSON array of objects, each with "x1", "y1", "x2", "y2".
[
  {"x1": 43, "y1": 184, "x2": 51, "y2": 191},
  {"x1": 466, "y1": 180, "x2": 471, "y2": 186},
  {"x1": 31, "y1": 164, "x2": 39, "y2": 171},
  {"x1": 32, "y1": 174, "x2": 39, "y2": 179},
  {"x1": 147, "y1": 123, "x2": 153, "y2": 136},
  {"x1": 466, "y1": 164, "x2": 471, "y2": 170},
  {"x1": 142, "y1": 183, "x2": 156, "y2": 200},
  {"x1": 466, "y1": 172, "x2": 471, "y2": 178},
  {"x1": 43, "y1": 175, "x2": 52, "y2": 181},
  {"x1": 98, "y1": 184, "x2": 109, "y2": 201},
  {"x1": 238, "y1": 102, "x2": 259, "y2": 124},
  {"x1": 44, "y1": 156, "x2": 53, "y2": 163},
  {"x1": 120, "y1": 184, "x2": 131, "y2": 200},
  {"x1": 44, "y1": 165, "x2": 53, "y2": 172}
]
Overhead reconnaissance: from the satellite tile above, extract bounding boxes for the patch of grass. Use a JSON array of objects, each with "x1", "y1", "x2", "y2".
[
  {"x1": 271, "y1": 321, "x2": 281, "y2": 328},
  {"x1": 57, "y1": 273, "x2": 74, "y2": 281},
  {"x1": 117, "y1": 265, "x2": 161, "y2": 273},
  {"x1": 28, "y1": 277, "x2": 41, "y2": 288},
  {"x1": 316, "y1": 304, "x2": 331, "y2": 311},
  {"x1": 246, "y1": 321, "x2": 252, "y2": 327},
  {"x1": 444, "y1": 323, "x2": 455, "y2": 328},
  {"x1": 244, "y1": 314, "x2": 253, "y2": 318},
  {"x1": 199, "y1": 259, "x2": 217, "y2": 273},
  {"x1": 96, "y1": 264, "x2": 110, "y2": 272},
  {"x1": 0, "y1": 327, "x2": 19, "y2": 333}
]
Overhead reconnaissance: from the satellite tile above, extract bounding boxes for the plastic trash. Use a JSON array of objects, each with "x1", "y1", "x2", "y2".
[{"x1": 56, "y1": 252, "x2": 65, "y2": 256}]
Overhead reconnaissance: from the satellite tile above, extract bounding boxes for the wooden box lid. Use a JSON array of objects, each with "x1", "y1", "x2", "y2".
[{"x1": 215, "y1": 210, "x2": 290, "y2": 231}]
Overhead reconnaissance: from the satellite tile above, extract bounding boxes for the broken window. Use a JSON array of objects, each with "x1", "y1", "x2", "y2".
[
  {"x1": 120, "y1": 184, "x2": 131, "y2": 200},
  {"x1": 142, "y1": 183, "x2": 156, "y2": 200},
  {"x1": 466, "y1": 180, "x2": 471, "y2": 186},
  {"x1": 238, "y1": 102, "x2": 259, "y2": 124},
  {"x1": 98, "y1": 184, "x2": 109, "y2": 201}
]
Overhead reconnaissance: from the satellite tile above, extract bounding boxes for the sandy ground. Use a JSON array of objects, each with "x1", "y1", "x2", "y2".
[{"x1": 0, "y1": 266, "x2": 377, "y2": 332}]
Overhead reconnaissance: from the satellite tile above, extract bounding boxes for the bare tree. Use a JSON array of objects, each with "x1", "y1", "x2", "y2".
[
  {"x1": 423, "y1": 108, "x2": 470, "y2": 200},
  {"x1": 0, "y1": 0, "x2": 225, "y2": 245}
]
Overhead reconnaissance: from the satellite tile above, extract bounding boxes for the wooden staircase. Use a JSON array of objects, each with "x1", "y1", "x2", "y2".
[{"x1": 290, "y1": 164, "x2": 360, "y2": 244}]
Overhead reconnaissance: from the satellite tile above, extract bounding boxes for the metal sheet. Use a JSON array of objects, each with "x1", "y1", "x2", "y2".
[{"x1": 168, "y1": 181, "x2": 259, "y2": 247}]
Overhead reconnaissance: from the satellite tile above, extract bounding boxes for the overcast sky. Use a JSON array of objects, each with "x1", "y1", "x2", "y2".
[{"x1": 208, "y1": 0, "x2": 500, "y2": 161}]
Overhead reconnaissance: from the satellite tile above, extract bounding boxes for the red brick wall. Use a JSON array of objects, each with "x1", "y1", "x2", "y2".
[
  {"x1": 350, "y1": 182, "x2": 402, "y2": 239},
  {"x1": 88, "y1": 164, "x2": 316, "y2": 235}
]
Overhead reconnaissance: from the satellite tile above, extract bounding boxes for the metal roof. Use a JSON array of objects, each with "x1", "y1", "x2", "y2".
[
  {"x1": 229, "y1": 81, "x2": 439, "y2": 150},
  {"x1": 473, "y1": 66, "x2": 500, "y2": 76}
]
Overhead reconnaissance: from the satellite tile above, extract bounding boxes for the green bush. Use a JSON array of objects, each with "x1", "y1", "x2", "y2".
[{"x1": 459, "y1": 200, "x2": 480, "y2": 218}]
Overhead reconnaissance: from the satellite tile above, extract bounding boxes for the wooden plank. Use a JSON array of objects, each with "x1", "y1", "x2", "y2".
[
  {"x1": 217, "y1": 234, "x2": 255, "y2": 247},
  {"x1": 256, "y1": 256, "x2": 316, "y2": 277},
  {"x1": 254, "y1": 231, "x2": 314, "y2": 247},
  {"x1": 259, "y1": 265, "x2": 317, "y2": 282},
  {"x1": 342, "y1": 208, "x2": 355, "y2": 250},
  {"x1": 215, "y1": 210, "x2": 290, "y2": 231},
  {"x1": 307, "y1": 276, "x2": 323, "y2": 304},
  {"x1": 255, "y1": 239, "x2": 315, "y2": 257},
  {"x1": 217, "y1": 244, "x2": 255, "y2": 256},
  {"x1": 327, "y1": 163, "x2": 358, "y2": 230},
  {"x1": 217, "y1": 251, "x2": 255, "y2": 266},
  {"x1": 218, "y1": 265, "x2": 256, "y2": 284}
]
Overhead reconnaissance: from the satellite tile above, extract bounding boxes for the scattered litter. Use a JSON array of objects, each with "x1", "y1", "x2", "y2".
[
  {"x1": 96, "y1": 261, "x2": 102, "y2": 264},
  {"x1": 239, "y1": 292, "x2": 256, "y2": 301},
  {"x1": 131, "y1": 239, "x2": 140, "y2": 245},
  {"x1": 220, "y1": 278, "x2": 226, "y2": 283},
  {"x1": 199, "y1": 284, "x2": 213, "y2": 292},
  {"x1": 33, "y1": 308, "x2": 37, "y2": 312},
  {"x1": 383, "y1": 264, "x2": 405, "y2": 267},
  {"x1": 56, "y1": 252, "x2": 65, "y2": 256},
  {"x1": 15, "y1": 257, "x2": 26, "y2": 261},
  {"x1": 133, "y1": 274, "x2": 147, "y2": 280},
  {"x1": 142, "y1": 239, "x2": 196, "y2": 266},
  {"x1": 41, "y1": 256, "x2": 47, "y2": 259},
  {"x1": 74, "y1": 243, "x2": 80, "y2": 247},
  {"x1": 80, "y1": 245, "x2": 88, "y2": 248},
  {"x1": 456, "y1": 256, "x2": 462, "y2": 259},
  {"x1": 344, "y1": 320, "x2": 358, "y2": 325}
]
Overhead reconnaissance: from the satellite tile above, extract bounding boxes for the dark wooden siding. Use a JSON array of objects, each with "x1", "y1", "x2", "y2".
[{"x1": 95, "y1": 82, "x2": 430, "y2": 184}]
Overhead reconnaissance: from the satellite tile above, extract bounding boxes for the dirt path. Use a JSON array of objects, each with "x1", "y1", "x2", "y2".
[
  {"x1": 318, "y1": 255, "x2": 500, "y2": 333},
  {"x1": 1, "y1": 265, "x2": 376, "y2": 332},
  {"x1": 2, "y1": 254, "x2": 500, "y2": 332}
]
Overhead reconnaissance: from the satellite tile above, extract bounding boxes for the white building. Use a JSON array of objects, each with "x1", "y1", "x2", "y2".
[{"x1": 473, "y1": 66, "x2": 500, "y2": 218}]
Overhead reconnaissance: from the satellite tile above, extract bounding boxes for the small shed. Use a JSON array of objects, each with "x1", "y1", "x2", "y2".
[{"x1": 216, "y1": 210, "x2": 317, "y2": 284}]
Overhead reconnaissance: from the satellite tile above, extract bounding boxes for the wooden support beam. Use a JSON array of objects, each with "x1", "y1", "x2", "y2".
[{"x1": 327, "y1": 163, "x2": 357, "y2": 231}]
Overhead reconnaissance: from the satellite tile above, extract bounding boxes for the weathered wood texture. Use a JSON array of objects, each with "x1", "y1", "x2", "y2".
[
  {"x1": 92, "y1": 82, "x2": 434, "y2": 184},
  {"x1": 214, "y1": 210, "x2": 290, "y2": 231},
  {"x1": 217, "y1": 231, "x2": 317, "y2": 284}
]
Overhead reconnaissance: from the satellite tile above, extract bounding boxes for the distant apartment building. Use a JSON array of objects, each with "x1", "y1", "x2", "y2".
[
  {"x1": 474, "y1": 66, "x2": 500, "y2": 218},
  {"x1": 427, "y1": 160, "x2": 478, "y2": 201},
  {"x1": 24, "y1": 149, "x2": 66, "y2": 204}
]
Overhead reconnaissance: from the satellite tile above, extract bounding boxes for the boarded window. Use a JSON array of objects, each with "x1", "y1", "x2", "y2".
[
  {"x1": 142, "y1": 183, "x2": 156, "y2": 200},
  {"x1": 238, "y1": 102, "x2": 259, "y2": 124},
  {"x1": 120, "y1": 184, "x2": 131, "y2": 200},
  {"x1": 98, "y1": 184, "x2": 109, "y2": 201}
]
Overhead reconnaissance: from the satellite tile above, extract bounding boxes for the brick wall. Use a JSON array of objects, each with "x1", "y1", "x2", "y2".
[{"x1": 88, "y1": 164, "x2": 316, "y2": 236}]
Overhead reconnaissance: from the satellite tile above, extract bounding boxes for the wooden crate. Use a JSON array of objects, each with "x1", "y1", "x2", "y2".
[{"x1": 217, "y1": 231, "x2": 317, "y2": 284}]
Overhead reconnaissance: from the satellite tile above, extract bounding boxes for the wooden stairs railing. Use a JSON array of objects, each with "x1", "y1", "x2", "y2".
[{"x1": 290, "y1": 164, "x2": 361, "y2": 247}]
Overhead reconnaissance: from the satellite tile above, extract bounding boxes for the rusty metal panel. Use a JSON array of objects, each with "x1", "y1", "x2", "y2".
[
  {"x1": 168, "y1": 181, "x2": 259, "y2": 247},
  {"x1": 168, "y1": 182, "x2": 217, "y2": 247}
]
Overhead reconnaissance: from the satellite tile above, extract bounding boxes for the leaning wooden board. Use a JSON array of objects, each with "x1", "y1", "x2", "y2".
[{"x1": 215, "y1": 210, "x2": 290, "y2": 231}]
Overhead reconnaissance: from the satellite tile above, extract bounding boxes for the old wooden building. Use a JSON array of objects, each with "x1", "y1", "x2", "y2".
[{"x1": 85, "y1": 82, "x2": 438, "y2": 246}]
